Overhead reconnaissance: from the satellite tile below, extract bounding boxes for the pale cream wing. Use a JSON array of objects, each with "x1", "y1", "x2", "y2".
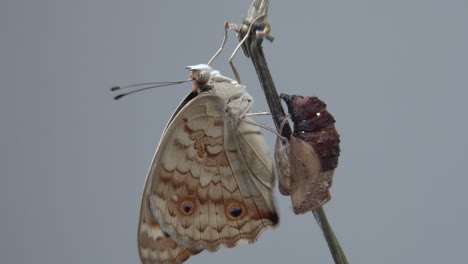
[
  {"x1": 138, "y1": 193, "x2": 201, "y2": 264},
  {"x1": 274, "y1": 137, "x2": 291, "y2": 195},
  {"x1": 224, "y1": 114, "x2": 277, "y2": 223},
  {"x1": 289, "y1": 136, "x2": 333, "y2": 214},
  {"x1": 138, "y1": 93, "x2": 202, "y2": 264},
  {"x1": 148, "y1": 94, "x2": 278, "y2": 253}
]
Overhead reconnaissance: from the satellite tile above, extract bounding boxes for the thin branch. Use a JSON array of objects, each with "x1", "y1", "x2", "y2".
[
  {"x1": 313, "y1": 207, "x2": 349, "y2": 264},
  {"x1": 249, "y1": 35, "x2": 291, "y2": 137},
  {"x1": 237, "y1": 1, "x2": 349, "y2": 263}
]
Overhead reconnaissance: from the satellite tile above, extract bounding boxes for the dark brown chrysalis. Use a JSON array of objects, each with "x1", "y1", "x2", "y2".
[
  {"x1": 281, "y1": 94, "x2": 340, "y2": 172},
  {"x1": 275, "y1": 94, "x2": 340, "y2": 214}
]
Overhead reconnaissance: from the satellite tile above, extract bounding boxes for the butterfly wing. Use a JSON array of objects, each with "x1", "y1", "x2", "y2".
[
  {"x1": 138, "y1": 194, "x2": 200, "y2": 264},
  {"x1": 142, "y1": 93, "x2": 277, "y2": 254},
  {"x1": 138, "y1": 92, "x2": 202, "y2": 264}
]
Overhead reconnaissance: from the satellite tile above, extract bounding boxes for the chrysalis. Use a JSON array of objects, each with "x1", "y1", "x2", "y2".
[{"x1": 275, "y1": 94, "x2": 340, "y2": 214}]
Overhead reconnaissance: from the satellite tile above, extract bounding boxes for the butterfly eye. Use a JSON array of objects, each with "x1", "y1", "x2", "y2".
[
  {"x1": 225, "y1": 200, "x2": 247, "y2": 220},
  {"x1": 197, "y1": 70, "x2": 210, "y2": 84},
  {"x1": 178, "y1": 198, "x2": 196, "y2": 216}
]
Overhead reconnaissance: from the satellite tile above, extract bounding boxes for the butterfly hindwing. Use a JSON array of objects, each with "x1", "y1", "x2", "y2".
[{"x1": 149, "y1": 93, "x2": 277, "y2": 252}]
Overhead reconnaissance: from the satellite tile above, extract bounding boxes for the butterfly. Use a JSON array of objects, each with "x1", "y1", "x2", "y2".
[
  {"x1": 275, "y1": 94, "x2": 340, "y2": 214},
  {"x1": 137, "y1": 64, "x2": 278, "y2": 263}
]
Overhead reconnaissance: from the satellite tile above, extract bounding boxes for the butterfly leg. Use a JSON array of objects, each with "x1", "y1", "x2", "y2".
[
  {"x1": 228, "y1": 14, "x2": 267, "y2": 85},
  {"x1": 207, "y1": 21, "x2": 230, "y2": 66}
]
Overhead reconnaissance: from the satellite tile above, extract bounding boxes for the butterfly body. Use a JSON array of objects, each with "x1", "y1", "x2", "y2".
[{"x1": 138, "y1": 65, "x2": 278, "y2": 263}]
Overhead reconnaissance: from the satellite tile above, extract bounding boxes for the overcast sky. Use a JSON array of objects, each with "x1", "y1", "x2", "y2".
[{"x1": 2, "y1": 0, "x2": 468, "y2": 263}]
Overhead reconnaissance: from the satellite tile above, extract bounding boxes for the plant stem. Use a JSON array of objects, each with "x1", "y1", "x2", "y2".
[{"x1": 238, "y1": 2, "x2": 349, "y2": 262}]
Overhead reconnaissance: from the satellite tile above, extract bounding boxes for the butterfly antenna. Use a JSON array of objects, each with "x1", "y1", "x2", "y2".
[
  {"x1": 111, "y1": 80, "x2": 190, "y2": 100},
  {"x1": 207, "y1": 22, "x2": 230, "y2": 66},
  {"x1": 111, "y1": 81, "x2": 189, "y2": 91}
]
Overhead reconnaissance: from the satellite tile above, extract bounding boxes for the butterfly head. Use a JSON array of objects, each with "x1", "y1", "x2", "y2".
[{"x1": 186, "y1": 64, "x2": 218, "y2": 93}]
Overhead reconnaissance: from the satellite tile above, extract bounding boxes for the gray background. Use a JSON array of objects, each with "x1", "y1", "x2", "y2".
[{"x1": 2, "y1": 0, "x2": 467, "y2": 263}]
